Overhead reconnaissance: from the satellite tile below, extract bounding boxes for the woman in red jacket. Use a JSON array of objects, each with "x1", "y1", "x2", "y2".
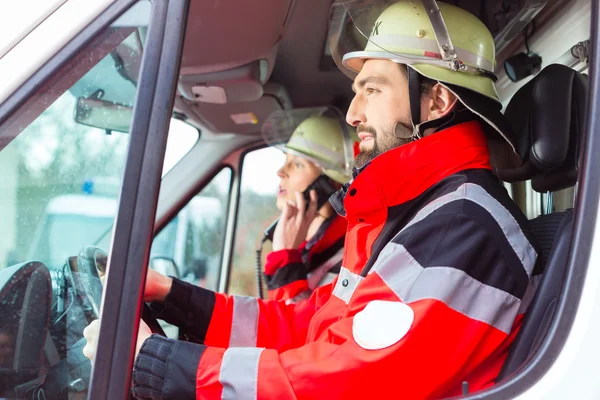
[{"x1": 261, "y1": 108, "x2": 359, "y2": 303}]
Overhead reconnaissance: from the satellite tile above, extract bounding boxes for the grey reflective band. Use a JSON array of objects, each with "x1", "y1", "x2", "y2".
[
  {"x1": 332, "y1": 267, "x2": 364, "y2": 304},
  {"x1": 277, "y1": 146, "x2": 343, "y2": 173},
  {"x1": 229, "y1": 295, "x2": 259, "y2": 347},
  {"x1": 343, "y1": 50, "x2": 497, "y2": 81},
  {"x1": 422, "y1": 0, "x2": 457, "y2": 61},
  {"x1": 403, "y1": 183, "x2": 537, "y2": 275},
  {"x1": 283, "y1": 137, "x2": 344, "y2": 165},
  {"x1": 220, "y1": 347, "x2": 264, "y2": 400},
  {"x1": 371, "y1": 243, "x2": 521, "y2": 334},
  {"x1": 368, "y1": 34, "x2": 494, "y2": 72},
  {"x1": 279, "y1": 106, "x2": 354, "y2": 177}
]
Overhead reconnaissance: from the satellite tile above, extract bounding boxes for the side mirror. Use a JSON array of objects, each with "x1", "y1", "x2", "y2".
[{"x1": 150, "y1": 257, "x2": 180, "y2": 279}]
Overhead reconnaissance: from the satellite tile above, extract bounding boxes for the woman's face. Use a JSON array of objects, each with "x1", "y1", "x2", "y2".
[{"x1": 276, "y1": 153, "x2": 323, "y2": 210}]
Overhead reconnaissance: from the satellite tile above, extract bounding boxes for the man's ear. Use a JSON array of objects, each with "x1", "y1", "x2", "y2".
[{"x1": 421, "y1": 83, "x2": 458, "y2": 121}]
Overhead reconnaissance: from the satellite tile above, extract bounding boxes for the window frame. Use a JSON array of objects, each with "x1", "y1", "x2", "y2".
[
  {"x1": 86, "y1": 1, "x2": 190, "y2": 398},
  {"x1": 469, "y1": 2, "x2": 600, "y2": 398}
]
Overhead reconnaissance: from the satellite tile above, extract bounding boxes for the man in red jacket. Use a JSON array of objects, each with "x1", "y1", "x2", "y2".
[{"x1": 84, "y1": 1, "x2": 538, "y2": 398}]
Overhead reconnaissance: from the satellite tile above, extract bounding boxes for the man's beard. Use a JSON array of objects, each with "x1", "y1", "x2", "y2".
[{"x1": 354, "y1": 123, "x2": 413, "y2": 168}]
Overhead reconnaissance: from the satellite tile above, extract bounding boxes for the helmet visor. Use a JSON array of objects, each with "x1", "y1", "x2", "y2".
[
  {"x1": 328, "y1": 0, "x2": 496, "y2": 81},
  {"x1": 262, "y1": 107, "x2": 355, "y2": 179}
]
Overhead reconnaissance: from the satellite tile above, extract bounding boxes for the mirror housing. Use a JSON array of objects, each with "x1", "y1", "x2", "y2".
[
  {"x1": 150, "y1": 257, "x2": 180, "y2": 279},
  {"x1": 73, "y1": 96, "x2": 133, "y2": 133}
]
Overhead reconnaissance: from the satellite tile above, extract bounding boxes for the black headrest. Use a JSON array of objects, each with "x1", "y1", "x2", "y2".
[{"x1": 497, "y1": 64, "x2": 588, "y2": 192}]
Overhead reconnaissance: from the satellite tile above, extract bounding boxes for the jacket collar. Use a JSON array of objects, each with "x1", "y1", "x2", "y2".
[
  {"x1": 306, "y1": 214, "x2": 346, "y2": 254},
  {"x1": 331, "y1": 121, "x2": 492, "y2": 216}
]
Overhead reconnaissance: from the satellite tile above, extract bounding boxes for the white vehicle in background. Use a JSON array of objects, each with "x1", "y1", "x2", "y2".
[
  {"x1": 28, "y1": 177, "x2": 222, "y2": 287},
  {"x1": 27, "y1": 177, "x2": 118, "y2": 271}
]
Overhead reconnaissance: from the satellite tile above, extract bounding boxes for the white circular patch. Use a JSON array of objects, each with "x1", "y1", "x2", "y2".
[{"x1": 352, "y1": 300, "x2": 414, "y2": 350}]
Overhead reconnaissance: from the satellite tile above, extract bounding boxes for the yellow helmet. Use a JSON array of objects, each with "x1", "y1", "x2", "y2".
[
  {"x1": 329, "y1": 0, "x2": 518, "y2": 153},
  {"x1": 262, "y1": 107, "x2": 359, "y2": 183}
]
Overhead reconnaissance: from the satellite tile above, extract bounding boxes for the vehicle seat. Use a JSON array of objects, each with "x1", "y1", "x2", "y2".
[{"x1": 495, "y1": 64, "x2": 588, "y2": 381}]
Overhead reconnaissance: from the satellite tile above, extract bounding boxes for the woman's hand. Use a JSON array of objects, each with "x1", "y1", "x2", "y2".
[
  {"x1": 83, "y1": 319, "x2": 152, "y2": 361},
  {"x1": 272, "y1": 190, "x2": 318, "y2": 252}
]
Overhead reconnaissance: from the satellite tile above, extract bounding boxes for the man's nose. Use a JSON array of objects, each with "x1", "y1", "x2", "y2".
[{"x1": 346, "y1": 95, "x2": 366, "y2": 127}]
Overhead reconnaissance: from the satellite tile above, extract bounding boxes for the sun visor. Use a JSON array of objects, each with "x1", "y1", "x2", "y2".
[
  {"x1": 184, "y1": 82, "x2": 292, "y2": 135},
  {"x1": 177, "y1": 0, "x2": 295, "y2": 103},
  {"x1": 178, "y1": 60, "x2": 270, "y2": 104}
]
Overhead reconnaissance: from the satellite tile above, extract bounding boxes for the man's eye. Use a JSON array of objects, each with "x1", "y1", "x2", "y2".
[
  {"x1": 366, "y1": 87, "x2": 378, "y2": 95},
  {"x1": 295, "y1": 162, "x2": 304, "y2": 168}
]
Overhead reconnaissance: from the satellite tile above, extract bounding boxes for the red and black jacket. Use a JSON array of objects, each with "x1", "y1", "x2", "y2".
[
  {"x1": 263, "y1": 215, "x2": 346, "y2": 302},
  {"x1": 136, "y1": 121, "x2": 539, "y2": 400}
]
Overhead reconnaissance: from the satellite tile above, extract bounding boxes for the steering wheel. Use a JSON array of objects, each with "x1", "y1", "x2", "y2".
[
  {"x1": 66, "y1": 246, "x2": 165, "y2": 335},
  {"x1": 36, "y1": 248, "x2": 167, "y2": 399}
]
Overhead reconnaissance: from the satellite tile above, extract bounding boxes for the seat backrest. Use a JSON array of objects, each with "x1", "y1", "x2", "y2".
[
  {"x1": 497, "y1": 209, "x2": 573, "y2": 380},
  {"x1": 495, "y1": 64, "x2": 587, "y2": 381},
  {"x1": 497, "y1": 64, "x2": 587, "y2": 189}
]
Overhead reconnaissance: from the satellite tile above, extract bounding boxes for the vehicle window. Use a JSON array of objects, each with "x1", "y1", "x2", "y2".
[
  {"x1": 151, "y1": 167, "x2": 232, "y2": 291},
  {"x1": 162, "y1": 118, "x2": 199, "y2": 177},
  {"x1": 230, "y1": 147, "x2": 285, "y2": 296},
  {"x1": 0, "y1": 12, "x2": 149, "y2": 399}
]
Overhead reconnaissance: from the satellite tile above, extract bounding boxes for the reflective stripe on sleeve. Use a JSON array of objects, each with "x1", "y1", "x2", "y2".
[
  {"x1": 229, "y1": 295, "x2": 259, "y2": 347},
  {"x1": 220, "y1": 347, "x2": 264, "y2": 400}
]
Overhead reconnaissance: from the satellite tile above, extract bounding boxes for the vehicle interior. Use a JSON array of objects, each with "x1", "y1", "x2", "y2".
[{"x1": 0, "y1": 0, "x2": 595, "y2": 398}]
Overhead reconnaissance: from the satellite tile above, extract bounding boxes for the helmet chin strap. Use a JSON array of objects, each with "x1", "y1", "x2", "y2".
[
  {"x1": 393, "y1": 67, "x2": 427, "y2": 141},
  {"x1": 393, "y1": 67, "x2": 464, "y2": 141},
  {"x1": 408, "y1": 67, "x2": 422, "y2": 138},
  {"x1": 393, "y1": 112, "x2": 459, "y2": 140}
]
